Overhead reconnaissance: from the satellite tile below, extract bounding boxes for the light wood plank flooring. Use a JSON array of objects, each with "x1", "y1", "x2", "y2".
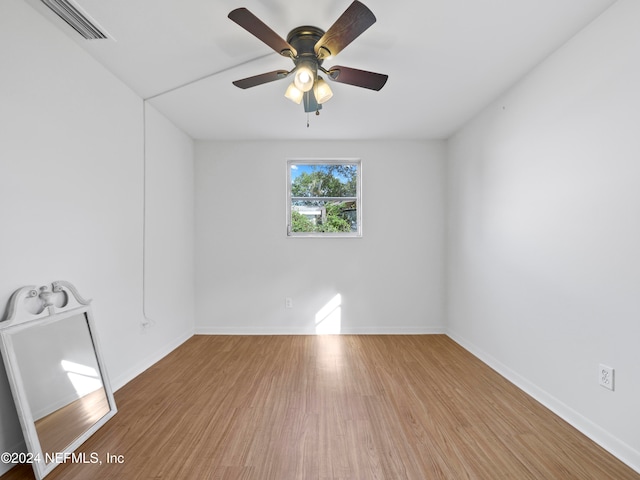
[
  {"x1": 2, "y1": 335, "x2": 638, "y2": 479},
  {"x1": 34, "y1": 388, "x2": 110, "y2": 458}
]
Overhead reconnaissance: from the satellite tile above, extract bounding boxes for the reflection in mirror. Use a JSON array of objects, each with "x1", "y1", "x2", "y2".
[
  {"x1": 11, "y1": 313, "x2": 110, "y2": 459},
  {"x1": 0, "y1": 281, "x2": 117, "y2": 480}
]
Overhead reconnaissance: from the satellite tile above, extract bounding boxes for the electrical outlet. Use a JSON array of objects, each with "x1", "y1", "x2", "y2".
[
  {"x1": 285, "y1": 297, "x2": 293, "y2": 309},
  {"x1": 599, "y1": 364, "x2": 614, "y2": 391}
]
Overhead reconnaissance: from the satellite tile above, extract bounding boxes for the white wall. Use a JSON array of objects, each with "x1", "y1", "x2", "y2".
[
  {"x1": 446, "y1": 0, "x2": 640, "y2": 470},
  {"x1": 195, "y1": 140, "x2": 445, "y2": 334},
  {"x1": 0, "y1": 0, "x2": 195, "y2": 472},
  {"x1": 142, "y1": 103, "x2": 196, "y2": 351}
]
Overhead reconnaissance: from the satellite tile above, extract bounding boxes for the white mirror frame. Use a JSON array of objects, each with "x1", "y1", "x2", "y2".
[{"x1": 0, "y1": 281, "x2": 117, "y2": 480}]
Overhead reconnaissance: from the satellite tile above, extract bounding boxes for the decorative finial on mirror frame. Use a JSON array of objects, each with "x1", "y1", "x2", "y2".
[{"x1": 2, "y1": 281, "x2": 91, "y2": 325}]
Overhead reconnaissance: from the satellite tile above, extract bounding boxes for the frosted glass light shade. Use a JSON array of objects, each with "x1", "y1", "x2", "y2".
[
  {"x1": 314, "y1": 77, "x2": 333, "y2": 104},
  {"x1": 294, "y1": 62, "x2": 315, "y2": 92},
  {"x1": 284, "y1": 83, "x2": 303, "y2": 104}
]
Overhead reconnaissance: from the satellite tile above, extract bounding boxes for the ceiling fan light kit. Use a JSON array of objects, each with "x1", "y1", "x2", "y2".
[
  {"x1": 284, "y1": 83, "x2": 304, "y2": 104},
  {"x1": 314, "y1": 77, "x2": 334, "y2": 104},
  {"x1": 293, "y1": 59, "x2": 316, "y2": 93},
  {"x1": 228, "y1": 1, "x2": 388, "y2": 119}
]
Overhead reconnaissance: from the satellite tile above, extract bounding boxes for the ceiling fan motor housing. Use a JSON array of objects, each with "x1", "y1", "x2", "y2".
[{"x1": 286, "y1": 26, "x2": 326, "y2": 67}]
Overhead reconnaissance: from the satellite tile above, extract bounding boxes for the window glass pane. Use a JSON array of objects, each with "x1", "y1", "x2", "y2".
[
  {"x1": 292, "y1": 200, "x2": 358, "y2": 233},
  {"x1": 290, "y1": 164, "x2": 357, "y2": 197}
]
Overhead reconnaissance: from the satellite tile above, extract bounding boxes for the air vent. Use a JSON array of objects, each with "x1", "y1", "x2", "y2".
[{"x1": 40, "y1": 0, "x2": 109, "y2": 40}]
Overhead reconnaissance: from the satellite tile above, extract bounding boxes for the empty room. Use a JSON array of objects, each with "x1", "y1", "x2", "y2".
[{"x1": 1, "y1": 0, "x2": 639, "y2": 478}]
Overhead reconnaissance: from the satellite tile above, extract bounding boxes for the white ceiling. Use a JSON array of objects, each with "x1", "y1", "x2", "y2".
[{"x1": 26, "y1": 0, "x2": 616, "y2": 140}]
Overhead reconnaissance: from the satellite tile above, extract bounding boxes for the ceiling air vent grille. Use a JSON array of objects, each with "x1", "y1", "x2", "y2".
[{"x1": 40, "y1": 0, "x2": 109, "y2": 40}]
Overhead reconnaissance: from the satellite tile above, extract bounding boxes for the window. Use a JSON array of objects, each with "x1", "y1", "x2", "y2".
[{"x1": 287, "y1": 159, "x2": 362, "y2": 237}]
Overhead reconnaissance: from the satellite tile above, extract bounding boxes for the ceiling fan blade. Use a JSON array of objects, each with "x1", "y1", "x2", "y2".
[
  {"x1": 327, "y1": 66, "x2": 388, "y2": 91},
  {"x1": 314, "y1": 1, "x2": 376, "y2": 58},
  {"x1": 232, "y1": 70, "x2": 290, "y2": 89},
  {"x1": 228, "y1": 8, "x2": 297, "y2": 57}
]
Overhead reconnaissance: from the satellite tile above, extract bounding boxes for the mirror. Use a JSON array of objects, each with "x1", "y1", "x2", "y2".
[{"x1": 0, "y1": 281, "x2": 117, "y2": 480}]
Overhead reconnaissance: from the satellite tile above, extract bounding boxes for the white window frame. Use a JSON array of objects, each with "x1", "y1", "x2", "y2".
[{"x1": 286, "y1": 158, "x2": 362, "y2": 238}]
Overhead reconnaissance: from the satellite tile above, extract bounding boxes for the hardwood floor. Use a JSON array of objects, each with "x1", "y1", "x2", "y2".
[
  {"x1": 2, "y1": 335, "x2": 638, "y2": 479},
  {"x1": 34, "y1": 388, "x2": 110, "y2": 458}
]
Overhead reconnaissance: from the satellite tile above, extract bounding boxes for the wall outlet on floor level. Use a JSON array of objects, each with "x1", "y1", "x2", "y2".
[
  {"x1": 599, "y1": 364, "x2": 614, "y2": 391},
  {"x1": 285, "y1": 297, "x2": 293, "y2": 309}
]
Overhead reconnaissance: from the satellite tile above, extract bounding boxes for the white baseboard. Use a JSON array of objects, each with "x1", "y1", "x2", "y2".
[
  {"x1": 194, "y1": 326, "x2": 447, "y2": 335},
  {"x1": 343, "y1": 326, "x2": 447, "y2": 334},
  {"x1": 447, "y1": 330, "x2": 640, "y2": 474},
  {"x1": 110, "y1": 329, "x2": 193, "y2": 391}
]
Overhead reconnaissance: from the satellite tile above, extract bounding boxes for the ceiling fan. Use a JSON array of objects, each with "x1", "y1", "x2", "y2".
[{"x1": 228, "y1": 1, "x2": 388, "y2": 114}]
